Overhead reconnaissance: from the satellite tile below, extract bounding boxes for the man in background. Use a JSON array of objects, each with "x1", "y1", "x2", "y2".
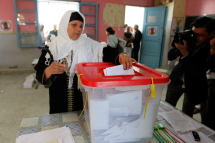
[
  {"x1": 47, "y1": 24, "x2": 58, "y2": 41},
  {"x1": 124, "y1": 24, "x2": 128, "y2": 33},
  {"x1": 132, "y1": 24, "x2": 142, "y2": 61},
  {"x1": 40, "y1": 25, "x2": 45, "y2": 45}
]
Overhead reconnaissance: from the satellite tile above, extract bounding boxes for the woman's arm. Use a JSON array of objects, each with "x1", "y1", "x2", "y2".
[
  {"x1": 103, "y1": 47, "x2": 136, "y2": 69},
  {"x1": 118, "y1": 37, "x2": 127, "y2": 48},
  {"x1": 34, "y1": 49, "x2": 66, "y2": 85}
]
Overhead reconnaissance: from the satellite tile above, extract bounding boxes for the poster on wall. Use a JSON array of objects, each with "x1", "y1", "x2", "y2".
[
  {"x1": 171, "y1": 17, "x2": 184, "y2": 36},
  {"x1": 148, "y1": 26, "x2": 157, "y2": 36},
  {"x1": 0, "y1": 20, "x2": 12, "y2": 32}
]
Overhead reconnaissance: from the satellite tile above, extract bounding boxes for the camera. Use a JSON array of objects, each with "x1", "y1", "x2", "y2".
[{"x1": 172, "y1": 29, "x2": 197, "y2": 48}]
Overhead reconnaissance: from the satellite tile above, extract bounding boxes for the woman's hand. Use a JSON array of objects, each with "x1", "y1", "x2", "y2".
[
  {"x1": 44, "y1": 62, "x2": 66, "y2": 81},
  {"x1": 118, "y1": 53, "x2": 137, "y2": 70},
  {"x1": 210, "y1": 38, "x2": 215, "y2": 55}
]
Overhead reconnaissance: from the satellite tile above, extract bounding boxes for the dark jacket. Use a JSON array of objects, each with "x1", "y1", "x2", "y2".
[
  {"x1": 168, "y1": 42, "x2": 213, "y2": 105},
  {"x1": 133, "y1": 30, "x2": 142, "y2": 47}
]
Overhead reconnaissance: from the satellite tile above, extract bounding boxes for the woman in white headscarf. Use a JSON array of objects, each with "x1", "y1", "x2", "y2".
[{"x1": 35, "y1": 10, "x2": 136, "y2": 114}]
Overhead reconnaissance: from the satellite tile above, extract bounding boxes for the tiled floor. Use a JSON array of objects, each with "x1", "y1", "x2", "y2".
[{"x1": 0, "y1": 72, "x2": 201, "y2": 143}]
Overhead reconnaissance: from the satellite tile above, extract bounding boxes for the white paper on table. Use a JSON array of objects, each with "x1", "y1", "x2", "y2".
[
  {"x1": 158, "y1": 102, "x2": 175, "y2": 112},
  {"x1": 110, "y1": 107, "x2": 129, "y2": 117},
  {"x1": 180, "y1": 132, "x2": 215, "y2": 143},
  {"x1": 103, "y1": 65, "x2": 134, "y2": 76},
  {"x1": 16, "y1": 127, "x2": 75, "y2": 143},
  {"x1": 89, "y1": 99, "x2": 109, "y2": 130},
  {"x1": 199, "y1": 127, "x2": 214, "y2": 136},
  {"x1": 107, "y1": 90, "x2": 142, "y2": 115},
  {"x1": 159, "y1": 110, "x2": 202, "y2": 133}
]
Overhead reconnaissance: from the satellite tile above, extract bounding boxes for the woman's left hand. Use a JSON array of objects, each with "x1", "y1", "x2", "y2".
[{"x1": 118, "y1": 53, "x2": 137, "y2": 70}]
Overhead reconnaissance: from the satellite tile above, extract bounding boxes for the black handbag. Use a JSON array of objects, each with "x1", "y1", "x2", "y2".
[{"x1": 116, "y1": 38, "x2": 124, "y2": 53}]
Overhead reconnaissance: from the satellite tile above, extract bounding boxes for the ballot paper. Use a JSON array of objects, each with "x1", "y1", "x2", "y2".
[
  {"x1": 103, "y1": 65, "x2": 134, "y2": 76},
  {"x1": 16, "y1": 126, "x2": 75, "y2": 143},
  {"x1": 109, "y1": 107, "x2": 129, "y2": 117},
  {"x1": 106, "y1": 90, "x2": 142, "y2": 115},
  {"x1": 89, "y1": 99, "x2": 109, "y2": 130},
  {"x1": 159, "y1": 110, "x2": 202, "y2": 133}
]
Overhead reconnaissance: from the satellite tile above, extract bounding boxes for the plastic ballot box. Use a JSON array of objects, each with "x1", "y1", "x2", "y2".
[{"x1": 77, "y1": 62, "x2": 169, "y2": 143}]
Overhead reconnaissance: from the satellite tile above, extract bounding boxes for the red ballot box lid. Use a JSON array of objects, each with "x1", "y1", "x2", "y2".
[{"x1": 77, "y1": 62, "x2": 170, "y2": 87}]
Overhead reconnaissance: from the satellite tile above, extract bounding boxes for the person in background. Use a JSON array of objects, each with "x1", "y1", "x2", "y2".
[
  {"x1": 132, "y1": 24, "x2": 142, "y2": 61},
  {"x1": 106, "y1": 27, "x2": 127, "y2": 53},
  {"x1": 47, "y1": 24, "x2": 58, "y2": 41},
  {"x1": 40, "y1": 25, "x2": 46, "y2": 45},
  {"x1": 124, "y1": 26, "x2": 134, "y2": 57},
  {"x1": 34, "y1": 11, "x2": 136, "y2": 114},
  {"x1": 124, "y1": 24, "x2": 128, "y2": 33}
]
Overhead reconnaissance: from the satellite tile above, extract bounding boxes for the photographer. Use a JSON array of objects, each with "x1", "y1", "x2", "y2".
[{"x1": 165, "y1": 17, "x2": 215, "y2": 117}]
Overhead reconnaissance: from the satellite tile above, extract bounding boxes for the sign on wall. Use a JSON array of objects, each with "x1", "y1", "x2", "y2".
[
  {"x1": 171, "y1": 17, "x2": 184, "y2": 36},
  {"x1": 0, "y1": 20, "x2": 12, "y2": 32},
  {"x1": 148, "y1": 26, "x2": 157, "y2": 36},
  {"x1": 148, "y1": 16, "x2": 156, "y2": 22}
]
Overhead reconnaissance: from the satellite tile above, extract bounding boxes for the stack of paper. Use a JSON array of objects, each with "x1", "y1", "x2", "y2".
[
  {"x1": 103, "y1": 65, "x2": 135, "y2": 76},
  {"x1": 23, "y1": 73, "x2": 36, "y2": 88},
  {"x1": 159, "y1": 110, "x2": 202, "y2": 133},
  {"x1": 16, "y1": 126, "x2": 75, "y2": 143}
]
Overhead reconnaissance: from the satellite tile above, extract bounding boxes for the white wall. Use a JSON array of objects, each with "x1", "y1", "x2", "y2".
[
  {"x1": 158, "y1": 2, "x2": 174, "y2": 69},
  {"x1": 0, "y1": 34, "x2": 41, "y2": 70}
]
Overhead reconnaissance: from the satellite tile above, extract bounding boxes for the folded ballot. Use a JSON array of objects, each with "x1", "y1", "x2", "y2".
[
  {"x1": 103, "y1": 65, "x2": 135, "y2": 76},
  {"x1": 16, "y1": 126, "x2": 75, "y2": 143}
]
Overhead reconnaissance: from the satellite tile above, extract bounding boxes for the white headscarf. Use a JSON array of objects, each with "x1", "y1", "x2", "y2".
[{"x1": 45, "y1": 10, "x2": 102, "y2": 89}]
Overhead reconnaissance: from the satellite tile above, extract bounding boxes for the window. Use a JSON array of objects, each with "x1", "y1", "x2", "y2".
[{"x1": 14, "y1": 0, "x2": 40, "y2": 47}]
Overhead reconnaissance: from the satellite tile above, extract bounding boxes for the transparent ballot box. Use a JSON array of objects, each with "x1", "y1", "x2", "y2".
[{"x1": 77, "y1": 62, "x2": 169, "y2": 143}]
